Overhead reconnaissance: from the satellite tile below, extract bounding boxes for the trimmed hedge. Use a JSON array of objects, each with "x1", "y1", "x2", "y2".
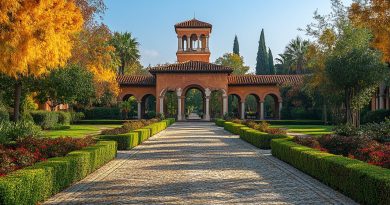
[
  {"x1": 255, "y1": 120, "x2": 325, "y2": 125},
  {"x1": 100, "y1": 118, "x2": 175, "y2": 150},
  {"x1": 57, "y1": 112, "x2": 71, "y2": 125},
  {"x1": 239, "y1": 127, "x2": 285, "y2": 149},
  {"x1": 31, "y1": 111, "x2": 59, "y2": 130},
  {"x1": 220, "y1": 121, "x2": 287, "y2": 149},
  {"x1": 0, "y1": 141, "x2": 117, "y2": 205},
  {"x1": 83, "y1": 107, "x2": 121, "y2": 119},
  {"x1": 362, "y1": 109, "x2": 390, "y2": 124},
  {"x1": 76, "y1": 120, "x2": 128, "y2": 125},
  {"x1": 271, "y1": 138, "x2": 390, "y2": 205},
  {"x1": 215, "y1": 119, "x2": 226, "y2": 127}
]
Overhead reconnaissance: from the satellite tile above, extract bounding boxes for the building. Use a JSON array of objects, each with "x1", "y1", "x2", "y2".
[{"x1": 118, "y1": 18, "x2": 303, "y2": 121}]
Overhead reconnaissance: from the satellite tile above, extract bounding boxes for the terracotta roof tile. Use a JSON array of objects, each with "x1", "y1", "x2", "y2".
[
  {"x1": 117, "y1": 75, "x2": 155, "y2": 86},
  {"x1": 228, "y1": 75, "x2": 304, "y2": 85},
  {"x1": 149, "y1": 61, "x2": 233, "y2": 74},
  {"x1": 175, "y1": 18, "x2": 212, "y2": 29}
]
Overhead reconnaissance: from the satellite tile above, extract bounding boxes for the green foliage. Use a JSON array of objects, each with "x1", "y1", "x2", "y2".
[
  {"x1": 185, "y1": 89, "x2": 203, "y2": 116},
  {"x1": 75, "y1": 120, "x2": 126, "y2": 125},
  {"x1": 70, "y1": 111, "x2": 85, "y2": 124},
  {"x1": 215, "y1": 119, "x2": 226, "y2": 127},
  {"x1": 239, "y1": 127, "x2": 286, "y2": 149},
  {"x1": 271, "y1": 138, "x2": 390, "y2": 205},
  {"x1": 223, "y1": 122, "x2": 246, "y2": 135},
  {"x1": 30, "y1": 111, "x2": 59, "y2": 130},
  {"x1": 254, "y1": 120, "x2": 324, "y2": 125},
  {"x1": 233, "y1": 35, "x2": 240, "y2": 55},
  {"x1": 0, "y1": 141, "x2": 117, "y2": 205},
  {"x1": 83, "y1": 107, "x2": 121, "y2": 119},
  {"x1": 268, "y1": 48, "x2": 275, "y2": 74},
  {"x1": 119, "y1": 96, "x2": 137, "y2": 119},
  {"x1": 110, "y1": 32, "x2": 140, "y2": 75},
  {"x1": 36, "y1": 65, "x2": 95, "y2": 109},
  {"x1": 325, "y1": 25, "x2": 387, "y2": 126},
  {"x1": 256, "y1": 29, "x2": 269, "y2": 74},
  {"x1": 362, "y1": 109, "x2": 390, "y2": 124},
  {"x1": 0, "y1": 105, "x2": 9, "y2": 122},
  {"x1": 57, "y1": 112, "x2": 71, "y2": 125},
  {"x1": 0, "y1": 120, "x2": 41, "y2": 143},
  {"x1": 215, "y1": 53, "x2": 249, "y2": 74},
  {"x1": 279, "y1": 36, "x2": 310, "y2": 74}
]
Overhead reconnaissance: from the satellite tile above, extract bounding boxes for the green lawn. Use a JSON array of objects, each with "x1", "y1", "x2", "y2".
[
  {"x1": 43, "y1": 124, "x2": 122, "y2": 138},
  {"x1": 270, "y1": 125, "x2": 334, "y2": 136}
]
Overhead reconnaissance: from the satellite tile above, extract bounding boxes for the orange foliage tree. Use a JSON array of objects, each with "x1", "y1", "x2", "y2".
[
  {"x1": 0, "y1": 0, "x2": 83, "y2": 120},
  {"x1": 349, "y1": 0, "x2": 390, "y2": 64}
]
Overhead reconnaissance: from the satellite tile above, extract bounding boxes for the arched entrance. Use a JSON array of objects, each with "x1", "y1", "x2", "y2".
[
  {"x1": 210, "y1": 90, "x2": 223, "y2": 119},
  {"x1": 264, "y1": 94, "x2": 280, "y2": 119},
  {"x1": 164, "y1": 91, "x2": 178, "y2": 119},
  {"x1": 184, "y1": 86, "x2": 205, "y2": 120},
  {"x1": 228, "y1": 94, "x2": 241, "y2": 119},
  {"x1": 245, "y1": 94, "x2": 260, "y2": 119},
  {"x1": 121, "y1": 94, "x2": 138, "y2": 119},
  {"x1": 141, "y1": 94, "x2": 156, "y2": 119}
]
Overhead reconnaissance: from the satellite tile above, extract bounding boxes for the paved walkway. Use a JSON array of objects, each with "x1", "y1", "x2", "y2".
[{"x1": 45, "y1": 122, "x2": 356, "y2": 205}]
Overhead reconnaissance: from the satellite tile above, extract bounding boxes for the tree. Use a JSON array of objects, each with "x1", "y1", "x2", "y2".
[
  {"x1": 325, "y1": 25, "x2": 387, "y2": 127},
  {"x1": 120, "y1": 96, "x2": 136, "y2": 119},
  {"x1": 233, "y1": 35, "x2": 240, "y2": 55},
  {"x1": 283, "y1": 37, "x2": 310, "y2": 74},
  {"x1": 215, "y1": 53, "x2": 250, "y2": 74},
  {"x1": 0, "y1": 0, "x2": 83, "y2": 120},
  {"x1": 268, "y1": 48, "x2": 275, "y2": 74},
  {"x1": 36, "y1": 65, "x2": 95, "y2": 110},
  {"x1": 110, "y1": 32, "x2": 140, "y2": 75},
  {"x1": 255, "y1": 29, "x2": 269, "y2": 74},
  {"x1": 275, "y1": 54, "x2": 292, "y2": 74},
  {"x1": 349, "y1": 0, "x2": 390, "y2": 64}
]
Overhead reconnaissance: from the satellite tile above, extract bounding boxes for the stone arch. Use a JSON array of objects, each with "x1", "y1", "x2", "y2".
[
  {"x1": 228, "y1": 93, "x2": 241, "y2": 119},
  {"x1": 263, "y1": 93, "x2": 281, "y2": 119},
  {"x1": 245, "y1": 93, "x2": 261, "y2": 119},
  {"x1": 190, "y1": 34, "x2": 198, "y2": 50},
  {"x1": 183, "y1": 84, "x2": 205, "y2": 120},
  {"x1": 261, "y1": 91, "x2": 282, "y2": 103},
  {"x1": 122, "y1": 94, "x2": 137, "y2": 102}
]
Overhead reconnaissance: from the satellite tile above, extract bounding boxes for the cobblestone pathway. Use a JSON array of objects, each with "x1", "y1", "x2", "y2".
[{"x1": 45, "y1": 122, "x2": 356, "y2": 205}]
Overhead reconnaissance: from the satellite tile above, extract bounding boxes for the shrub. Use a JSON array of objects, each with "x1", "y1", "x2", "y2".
[
  {"x1": 31, "y1": 111, "x2": 59, "y2": 130},
  {"x1": 0, "y1": 106, "x2": 9, "y2": 122},
  {"x1": 83, "y1": 107, "x2": 121, "y2": 119},
  {"x1": 0, "y1": 121, "x2": 41, "y2": 143},
  {"x1": 57, "y1": 112, "x2": 71, "y2": 125},
  {"x1": 0, "y1": 141, "x2": 116, "y2": 205},
  {"x1": 144, "y1": 111, "x2": 156, "y2": 119},
  {"x1": 156, "y1": 113, "x2": 165, "y2": 120},
  {"x1": 361, "y1": 119, "x2": 390, "y2": 142},
  {"x1": 223, "y1": 122, "x2": 246, "y2": 135},
  {"x1": 271, "y1": 138, "x2": 390, "y2": 205},
  {"x1": 333, "y1": 123, "x2": 361, "y2": 137},
  {"x1": 317, "y1": 134, "x2": 371, "y2": 156},
  {"x1": 362, "y1": 109, "x2": 390, "y2": 124},
  {"x1": 215, "y1": 119, "x2": 225, "y2": 127},
  {"x1": 293, "y1": 136, "x2": 322, "y2": 150},
  {"x1": 70, "y1": 112, "x2": 85, "y2": 124},
  {"x1": 101, "y1": 132, "x2": 139, "y2": 150},
  {"x1": 239, "y1": 127, "x2": 286, "y2": 149}
]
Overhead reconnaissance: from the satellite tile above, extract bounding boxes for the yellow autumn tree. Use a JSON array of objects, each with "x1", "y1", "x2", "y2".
[
  {"x1": 0, "y1": 0, "x2": 83, "y2": 120},
  {"x1": 349, "y1": 0, "x2": 390, "y2": 63}
]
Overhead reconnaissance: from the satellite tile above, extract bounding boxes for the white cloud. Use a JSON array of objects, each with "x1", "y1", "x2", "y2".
[{"x1": 141, "y1": 49, "x2": 160, "y2": 58}]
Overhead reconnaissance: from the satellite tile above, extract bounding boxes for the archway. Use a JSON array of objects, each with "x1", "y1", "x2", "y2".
[
  {"x1": 228, "y1": 94, "x2": 241, "y2": 119},
  {"x1": 210, "y1": 90, "x2": 223, "y2": 119},
  {"x1": 121, "y1": 94, "x2": 138, "y2": 119},
  {"x1": 164, "y1": 91, "x2": 178, "y2": 118},
  {"x1": 264, "y1": 94, "x2": 279, "y2": 119},
  {"x1": 141, "y1": 94, "x2": 156, "y2": 119},
  {"x1": 184, "y1": 87, "x2": 204, "y2": 120},
  {"x1": 245, "y1": 94, "x2": 260, "y2": 119}
]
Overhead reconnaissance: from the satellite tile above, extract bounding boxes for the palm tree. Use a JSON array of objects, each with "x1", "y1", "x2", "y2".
[
  {"x1": 275, "y1": 53, "x2": 292, "y2": 74},
  {"x1": 284, "y1": 36, "x2": 309, "y2": 74},
  {"x1": 110, "y1": 32, "x2": 140, "y2": 75}
]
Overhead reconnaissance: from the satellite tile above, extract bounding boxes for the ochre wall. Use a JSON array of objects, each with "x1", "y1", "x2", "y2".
[
  {"x1": 119, "y1": 86, "x2": 156, "y2": 102},
  {"x1": 176, "y1": 53, "x2": 210, "y2": 63}
]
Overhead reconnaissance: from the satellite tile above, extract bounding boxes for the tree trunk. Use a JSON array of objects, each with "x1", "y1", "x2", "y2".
[{"x1": 13, "y1": 80, "x2": 22, "y2": 121}]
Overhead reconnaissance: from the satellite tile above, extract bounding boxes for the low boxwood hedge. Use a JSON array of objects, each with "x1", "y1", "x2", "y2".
[
  {"x1": 76, "y1": 120, "x2": 128, "y2": 125},
  {"x1": 0, "y1": 141, "x2": 117, "y2": 205},
  {"x1": 271, "y1": 138, "x2": 390, "y2": 205},
  {"x1": 215, "y1": 119, "x2": 226, "y2": 127},
  {"x1": 223, "y1": 122, "x2": 246, "y2": 135},
  {"x1": 239, "y1": 127, "x2": 286, "y2": 149},
  {"x1": 100, "y1": 118, "x2": 175, "y2": 150}
]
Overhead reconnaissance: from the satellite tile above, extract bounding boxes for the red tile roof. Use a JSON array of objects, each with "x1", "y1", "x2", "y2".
[
  {"x1": 175, "y1": 18, "x2": 212, "y2": 30},
  {"x1": 149, "y1": 61, "x2": 233, "y2": 74},
  {"x1": 117, "y1": 75, "x2": 156, "y2": 86},
  {"x1": 228, "y1": 75, "x2": 304, "y2": 85}
]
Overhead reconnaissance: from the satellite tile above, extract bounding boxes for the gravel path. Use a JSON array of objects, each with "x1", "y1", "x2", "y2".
[{"x1": 45, "y1": 122, "x2": 356, "y2": 205}]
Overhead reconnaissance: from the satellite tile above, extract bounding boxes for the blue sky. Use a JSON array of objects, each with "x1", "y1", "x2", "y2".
[{"x1": 102, "y1": 0, "x2": 352, "y2": 72}]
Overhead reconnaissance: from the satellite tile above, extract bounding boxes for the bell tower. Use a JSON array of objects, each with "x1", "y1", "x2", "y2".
[{"x1": 175, "y1": 18, "x2": 212, "y2": 63}]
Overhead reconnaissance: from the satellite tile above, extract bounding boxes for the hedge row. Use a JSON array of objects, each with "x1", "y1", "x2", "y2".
[
  {"x1": 31, "y1": 111, "x2": 71, "y2": 129},
  {"x1": 255, "y1": 120, "x2": 325, "y2": 125},
  {"x1": 271, "y1": 138, "x2": 390, "y2": 205},
  {"x1": 76, "y1": 119, "x2": 128, "y2": 125},
  {"x1": 0, "y1": 141, "x2": 117, "y2": 205},
  {"x1": 220, "y1": 121, "x2": 287, "y2": 149},
  {"x1": 101, "y1": 118, "x2": 175, "y2": 150},
  {"x1": 83, "y1": 107, "x2": 121, "y2": 119}
]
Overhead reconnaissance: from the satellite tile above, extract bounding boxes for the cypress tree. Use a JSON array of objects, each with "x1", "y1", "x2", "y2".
[
  {"x1": 255, "y1": 29, "x2": 269, "y2": 74},
  {"x1": 233, "y1": 35, "x2": 240, "y2": 55},
  {"x1": 268, "y1": 48, "x2": 275, "y2": 74}
]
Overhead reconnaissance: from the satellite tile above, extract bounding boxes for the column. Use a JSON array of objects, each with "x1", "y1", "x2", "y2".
[
  {"x1": 197, "y1": 39, "x2": 200, "y2": 51},
  {"x1": 176, "y1": 88, "x2": 182, "y2": 121},
  {"x1": 137, "y1": 101, "x2": 141, "y2": 119},
  {"x1": 178, "y1": 36, "x2": 182, "y2": 51},
  {"x1": 205, "y1": 97, "x2": 210, "y2": 121},
  {"x1": 206, "y1": 36, "x2": 209, "y2": 51},
  {"x1": 278, "y1": 102, "x2": 283, "y2": 120},
  {"x1": 241, "y1": 102, "x2": 245, "y2": 120},
  {"x1": 222, "y1": 95, "x2": 228, "y2": 115},
  {"x1": 260, "y1": 101, "x2": 264, "y2": 120},
  {"x1": 159, "y1": 97, "x2": 164, "y2": 114}
]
